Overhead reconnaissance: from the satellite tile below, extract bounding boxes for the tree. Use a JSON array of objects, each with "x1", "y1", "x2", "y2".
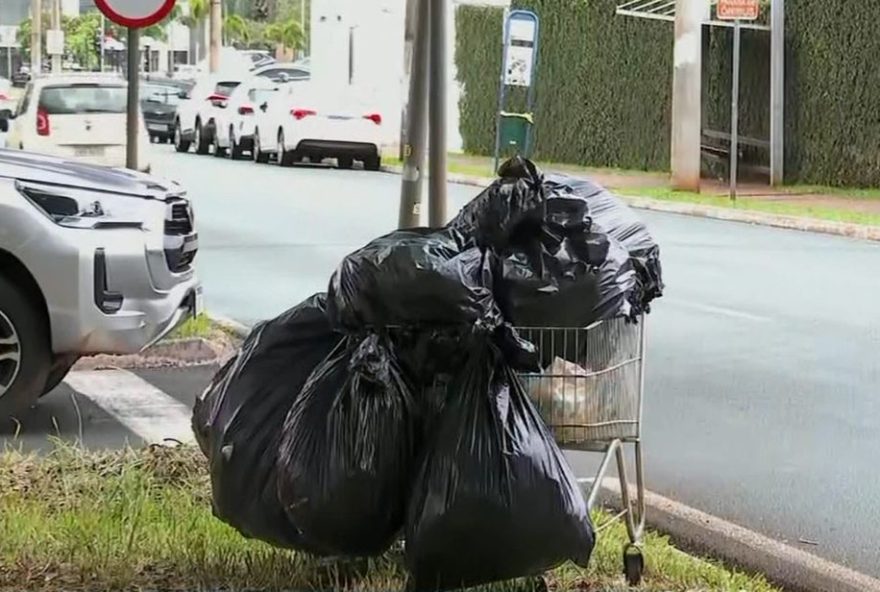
[
  {"x1": 224, "y1": 13, "x2": 253, "y2": 46},
  {"x1": 181, "y1": 0, "x2": 211, "y2": 64},
  {"x1": 264, "y1": 17, "x2": 304, "y2": 52}
]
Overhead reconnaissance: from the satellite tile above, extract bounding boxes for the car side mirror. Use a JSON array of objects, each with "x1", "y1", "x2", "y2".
[
  {"x1": 260, "y1": 102, "x2": 268, "y2": 112},
  {"x1": 178, "y1": 90, "x2": 190, "y2": 100}
]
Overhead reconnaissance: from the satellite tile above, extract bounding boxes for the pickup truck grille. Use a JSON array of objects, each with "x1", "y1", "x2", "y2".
[{"x1": 164, "y1": 198, "x2": 198, "y2": 272}]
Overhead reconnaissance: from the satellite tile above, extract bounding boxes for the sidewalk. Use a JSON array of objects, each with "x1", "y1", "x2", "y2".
[{"x1": 399, "y1": 153, "x2": 880, "y2": 231}]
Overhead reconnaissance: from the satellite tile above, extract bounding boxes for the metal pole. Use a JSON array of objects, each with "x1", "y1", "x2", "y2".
[
  {"x1": 209, "y1": 0, "x2": 222, "y2": 73},
  {"x1": 730, "y1": 19, "x2": 741, "y2": 202},
  {"x1": 126, "y1": 27, "x2": 140, "y2": 171},
  {"x1": 50, "y1": 0, "x2": 60, "y2": 74},
  {"x1": 428, "y1": 0, "x2": 447, "y2": 227},
  {"x1": 670, "y1": 0, "x2": 702, "y2": 192},
  {"x1": 31, "y1": 0, "x2": 42, "y2": 75},
  {"x1": 100, "y1": 14, "x2": 105, "y2": 72},
  {"x1": 398, "y1": 0, "x2": 430, "y2": 229},
  {"x1": 770, "y1": 0, "x2": 785, "y2": 185}
]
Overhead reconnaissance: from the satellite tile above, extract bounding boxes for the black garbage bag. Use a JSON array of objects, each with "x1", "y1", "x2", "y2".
[
  {"x1": 327, "y1": 230, "x2": 498, "y2": 329},
  {"x1": 544, "y1": 174, "x2": 664, "y2": 313},
  {"x1": 495, "y1": 224, "x2": 637, "y2": 330},
  {"x1": 191, "y1": 294, "x2": 341, "y2": 552},
  {"x1": 276, "y1": 332, "x2": 418, "y2": 556},
  {"x1": 448, "y1": 156, "x2": 546, "y2": 251},
  {"x1": 405, "y1": 336, "x2": 595, "y2": 591}
]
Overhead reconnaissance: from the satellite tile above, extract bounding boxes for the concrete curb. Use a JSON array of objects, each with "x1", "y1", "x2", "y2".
[
  {"x1": 209, "y1": 313, "x2": 251, "y2": 340},
  {"x1": 599, "y1": 479, "x2": 880, "y2": 592},
  {"x1": 381, "y1": 166, "x2": 880, "y2": 242}
]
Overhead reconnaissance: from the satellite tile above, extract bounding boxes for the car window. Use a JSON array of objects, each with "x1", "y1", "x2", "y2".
[
  {"x1": 214, "y1": 81, "x2": 240, "y2": 97},
  {"x1": 39, "y1": 84, "x2": 127, "y2": 114},
  {"x1": 248, "y1": 88, "x2": 280, "y2": 104},
  {"x1": 143, "y1": 83, "x2": 182, "y2": 105}
]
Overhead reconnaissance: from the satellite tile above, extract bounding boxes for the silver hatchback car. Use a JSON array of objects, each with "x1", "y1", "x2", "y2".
[{"x1": 0, "y1": 149, "x2": 202, "y2": 419}]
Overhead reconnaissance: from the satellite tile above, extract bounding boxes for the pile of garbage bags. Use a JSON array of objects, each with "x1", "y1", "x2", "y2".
[{"x1": 192, "y1": 158, "x2": 663, "y2": 591}]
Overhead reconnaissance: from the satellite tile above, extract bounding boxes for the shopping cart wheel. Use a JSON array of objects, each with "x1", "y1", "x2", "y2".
[{"x1": 623, "y1": 544, "x2": 645, "y2": 586}]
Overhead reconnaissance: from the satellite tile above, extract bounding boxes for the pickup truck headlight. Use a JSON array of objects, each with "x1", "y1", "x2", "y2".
[{"x1": 15, "y1": 181, "x2": 155, "y2": 230}]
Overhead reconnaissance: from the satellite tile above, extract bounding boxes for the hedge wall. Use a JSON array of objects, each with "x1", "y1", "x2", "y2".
[
  {"x1": 456, "y1": 0, "x2": 673, "y2": 171},
  {"x1": 457, "y1": 0, "x2": 880, "y2": 186}
]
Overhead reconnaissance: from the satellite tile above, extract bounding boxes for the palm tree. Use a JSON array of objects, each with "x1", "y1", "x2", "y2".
[
  {"x1": 224, "y1": 14, "x2": 251, "y2": 47},
  {"x1": 181, "y1": 0, "x2": 211, "y2": 64},
  {"x1": 265, "y1": 17, "x2": 304, "y2": 53}
]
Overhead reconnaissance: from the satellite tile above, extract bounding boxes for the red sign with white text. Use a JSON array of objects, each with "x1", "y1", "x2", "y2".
[{"x1": 717, "y1": 0, "x2": 760, "y2": 20}]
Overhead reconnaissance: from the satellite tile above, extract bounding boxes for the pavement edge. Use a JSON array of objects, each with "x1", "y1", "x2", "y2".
[
  {"x1": 381, "y1": 166, "x2": 880, "y2": 242},
  {"x1": 599, "y1": 480, "x2": 880, "y2": 592},
  {"x1": 209, "y1": 314, "x2": 251, "y2": 340}
]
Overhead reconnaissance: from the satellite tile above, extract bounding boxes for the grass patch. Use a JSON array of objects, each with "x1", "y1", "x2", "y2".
[
  {"x1": 631, "y1": 187, "x2": 880, "y2": 226},
  {"x1": 0, "y1": 444, "x2": 779, "y2": 592},
  {"x1": 386, "y1": 153, "x2": 880, "y2": 227},
  {"x1": 165, "y1": 313, "x2": 221, "y2": 341}
]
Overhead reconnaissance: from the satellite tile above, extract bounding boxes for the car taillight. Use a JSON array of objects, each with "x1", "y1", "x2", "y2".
[
  {"x1": 238, "y1": 104, "x2": 254, "y2": 115},
  {"x1": 291, "y1": 108, "x2": 317, "y2": 120},
  {"x1": 364, "y1": 113, "x2": 382, "y2": 125},
  {"x1": 36, "y1": 107, "x2": 50, "y2": 136}
]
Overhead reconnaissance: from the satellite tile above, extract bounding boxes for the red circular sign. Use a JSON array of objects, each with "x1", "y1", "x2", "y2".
[{"x1": 94, "y1": 0, "x2": 177, "y2": 28}]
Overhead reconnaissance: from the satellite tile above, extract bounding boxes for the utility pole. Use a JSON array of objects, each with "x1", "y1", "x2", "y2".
[
  {"x1": 50, "y1": 0, "x2": 61, "y2": 74},
  {"x1": 31, "y1": 0, "x2": 42, "y2": 76},
  {"x1": 769, "y1": 0, "x2": 785, "y2": 186},
  {"x1": 398, "y1": 0, "x2": 430, "y2": 229},
  {"x1": 209, "y1": 0, "x2": 222, "y2": 73},
  {"x1": 427, "y1": 0, "x2": 447, "y2": 227},
  {"x1": 670, "y1": 0, "x2": 702, "y2": 192}
]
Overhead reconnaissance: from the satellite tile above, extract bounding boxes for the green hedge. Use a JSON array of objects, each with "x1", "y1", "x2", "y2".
[
  {"x1": 456, "y1": 0, "x2": 673, "y2": 171},
  {"x1": 457, "y1": 0, "x2": 880, "y2": 186}
]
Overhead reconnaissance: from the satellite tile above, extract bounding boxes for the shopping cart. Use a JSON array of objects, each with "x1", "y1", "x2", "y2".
[{"x1": 517, "y1": 315, "x2": 647, "y2": 586}]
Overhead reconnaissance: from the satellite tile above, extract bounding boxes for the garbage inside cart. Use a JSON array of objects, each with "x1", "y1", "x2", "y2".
[{"x1": 193, "y1": 157, "x2": 663, "y2": 589}]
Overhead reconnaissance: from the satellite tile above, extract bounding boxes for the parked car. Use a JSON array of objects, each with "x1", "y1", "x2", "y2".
[
  {"x1": 252, "y1": 83, "x2": 383, "y2": 170},
  {"x1": 252, "y1": 62, "x2": 310, "y2": 83},
  {"x1": 142, "y1": 78, "x2": 194, "y2": 143},
  {"x1": 241, "y1": 50, "x2": 276, "y2": 70},
  {"x1": 173, "y1": 74, "x2": 242, "y2": 155},
  {"x1": 2, "y1": 74, "x2": 152, "y2": 172},
  {"x1": 11, "y1": 67, "x2": 31, "y2": 88},
  {"x1": 0, "y1": 149, "x2": 201, "y2": 419},
  {"x1": 211, "y1": 78, "x2": 286, "y2": 159}
]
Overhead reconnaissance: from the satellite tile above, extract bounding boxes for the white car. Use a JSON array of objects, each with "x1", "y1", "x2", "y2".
[
  {"x1": 252, "y1": 84, "x2": 384, "y2": 170},
  {"x1": 173, "y1": 74, "x2": 242, "y2": 155},
  {"x1": 3, "y1": 74, "x2": 151, "y2": 172},
  {"x1": 212, "y1": 78, "x2": 286, "y2": 160}
]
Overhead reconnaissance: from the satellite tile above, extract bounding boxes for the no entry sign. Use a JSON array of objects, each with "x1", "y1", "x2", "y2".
[
  {"x1": 717, "y1": 0, "x2": 760, "y2": 21},
  {"x1": 95, "y1": 0, "x2": 176, "y2": 28}
]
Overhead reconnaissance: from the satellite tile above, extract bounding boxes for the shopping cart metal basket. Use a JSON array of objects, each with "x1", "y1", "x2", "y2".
[{"x1": 517, "y1": 315, "x2": 647, "y2": 586}]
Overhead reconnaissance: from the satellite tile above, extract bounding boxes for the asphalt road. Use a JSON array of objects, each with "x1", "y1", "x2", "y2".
[{"x1": 8, "y1": 146, "x2": 877, "y2": 576}]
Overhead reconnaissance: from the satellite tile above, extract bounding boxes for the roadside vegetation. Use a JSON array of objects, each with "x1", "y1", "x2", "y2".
[{"x1": 0, "y1": 444, "x2": 778, "y2": 592}]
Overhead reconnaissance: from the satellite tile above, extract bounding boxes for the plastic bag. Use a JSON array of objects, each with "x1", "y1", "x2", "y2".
[
  {"x1": 448, "y1": 156, "x2": 546, "y2": 251},
  {"x1": 544, "y1": 174, "x2": 664, "y2": 313},
  {"x1": 191, "y1": 294, "x2": 341, "y2": 551},
  {"x1": 275, "y1": 333, "x2": 418, "y2": 556},
  {"x1": 529, "y1": 357, "x2": 600, "y2": 443},
  {"x1": 494, "y1": 226, "x2": 637, "y2": 330},
  {"x1": 327, "y1": 230, "x2": 498, "y2": 329},
  {"x1": 405, "y1": 337, "x2": 595, "y2": 591}
]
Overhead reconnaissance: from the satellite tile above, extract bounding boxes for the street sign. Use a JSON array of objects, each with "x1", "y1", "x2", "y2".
[
  {"x1": 503, "y1": 13, "x2": 538, "y2": 87},
  {"x1": 94, "y1": 0, "x2": 176, "y2": 28},
  {"x1": 717, "y1": 0, "x2": 760, "y2": 21},
  {"x1": 0, "y1": 26, "x2": 18, "y2": 49},
  {"x1": 46, "y1": 30, "x2": 64, "y2": 56}
]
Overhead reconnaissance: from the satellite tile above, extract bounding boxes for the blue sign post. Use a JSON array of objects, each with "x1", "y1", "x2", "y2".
[{"x1": 493, "y1": 10, "x2": 540, "y2": 172}]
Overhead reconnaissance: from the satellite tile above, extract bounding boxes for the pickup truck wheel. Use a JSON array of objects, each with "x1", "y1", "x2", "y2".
[
  {"x1": 174, "y1": 122, "x2": 191, "y2": 153},
  {"x1": 0, "y1": 276, "x2": 50, "y2": 420}
]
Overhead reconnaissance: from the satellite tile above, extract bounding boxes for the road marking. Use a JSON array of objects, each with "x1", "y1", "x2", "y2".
[
  {"x1": 64, "y1": 369, "x2": 194, "y2": 445},
  {"x1": 667, "y1": 298, "x2": 773, "y2": 323}
]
